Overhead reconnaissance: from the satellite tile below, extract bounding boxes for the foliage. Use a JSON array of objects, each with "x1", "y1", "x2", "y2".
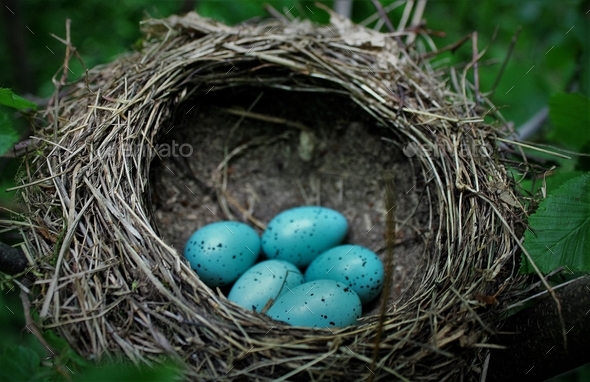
[
  {"x1": 0, "y1": 112, "x2": 21, "y2": 158},
  {"x1": 73, "y1": 361, "x2": 182, "y2": 382},
  {"x1": 0, "y1": 346, "x2": 41, "y2": 382},
  {"x1": 0, "y1": 0, "x2": 182, "y2": 97},
  {"x1": 0, "y1": 89, "x2": 37, "y2": 111},
  {"x1": 424, "y1": 0, "x2": 586, "y2": 125},
  {"x1": 0, "y1": 343, "x2": 183, "y2": 382},
  {"x1": 0, "y1": 290, "x2": 182, "y2": 382},
  {"x1": 521, "y1": 173, "x2": 590, "y2": 274},
  {"x1": 519, "y1": 89, "x2": 589, "y2": 276},
  {"x1": 518, "y1": 92, "x2": 590, "y2": 195},
  {"x1": 0, "y1": 88, "x2": 36, "y2": 157}
]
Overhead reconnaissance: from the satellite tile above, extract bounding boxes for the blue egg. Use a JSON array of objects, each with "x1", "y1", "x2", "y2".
[
  {"x1": 228, "y1": 260, "x2": 304, "y2": 312},
  {"x1": 261, "y1": 206, "x2": 348, "y2": 268},
  {"x1": 266, "y1": 279, "x2": 361, "y2": 328},
  {"x1": 304, "y1": 245, "x2": 384, "y2": 304},
  {"x1": 184, "y1": 221, "x2": 260, "y2": 288}
]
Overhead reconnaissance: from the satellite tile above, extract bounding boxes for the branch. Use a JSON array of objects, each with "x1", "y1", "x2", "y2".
[
  {"x1": 487, "y1": 275, "x2": 590, "y2": 381},
  {"x1": 370, "y1": 0, "x2": 395, "y2": 33},
  {"x1": 489, "y1": 26, "x2": 521, "y2": 102},
  {"x1": 515, "y1": 106, "x2": 549, "y2": 141},
  {"x1": 333, "y1": 0, "x2": 352, "y2": 19}
]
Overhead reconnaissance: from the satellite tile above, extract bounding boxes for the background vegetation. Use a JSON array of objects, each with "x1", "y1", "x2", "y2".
[{"x1": 1, "y1": 0, "x2": 588, "y2": 380}]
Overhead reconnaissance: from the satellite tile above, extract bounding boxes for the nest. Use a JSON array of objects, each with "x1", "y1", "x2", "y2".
[{"x1": 7, "y1": 9, "x2": 528, "y2": 381}]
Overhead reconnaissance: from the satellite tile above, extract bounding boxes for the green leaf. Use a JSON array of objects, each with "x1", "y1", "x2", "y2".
[
  {"x1": 73, "y1": 361, "x2": 182, "y2": 382},
  {"x1": 44, "y1": 330, "x2": 91, "y2": 368},
  {"x1": 547, "y1": 93, "x2": 590, "y2": 150},
  {"x1": 43, "y1": 329, "x2": 72, "y2": 353},
  {"x1": 0, "y1": 346, "x2": 41, "y2": 382},
  {"x1": 521, "y1": 173, "x2": 590, "y2": 274},
  {"x1": 0, "y1": 88, "x2": 37, "y2": 110},
  {"x1": 0, "y1": 112, "x2": 21, "y2": 156}
]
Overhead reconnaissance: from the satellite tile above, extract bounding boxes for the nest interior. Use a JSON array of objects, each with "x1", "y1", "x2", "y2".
[
  {"x1": 151, "y1": 86, "x2": 431, "y2": 314},
  {"x1": 10, "y1": 10, "x2": 527, "y2": 381}
]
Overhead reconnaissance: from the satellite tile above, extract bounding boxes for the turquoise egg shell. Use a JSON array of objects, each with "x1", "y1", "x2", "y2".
[
  {"x1": 261, "y1": 206, "x2": 348, "y2": 268},
  {"x1": 228, "y1": 260, "x2": 304, "y2": 312},
  {"x1": 266, "y1": 279, "x2": 362, "y2": 328},
  {"x1": 184, "y1": 221, "x2": 260, "y2": 288},
  {"x1": 304, "y1": 245, "x2": 384, "y2": 304}
]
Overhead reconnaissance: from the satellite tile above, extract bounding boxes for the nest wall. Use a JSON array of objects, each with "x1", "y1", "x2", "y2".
[{"x1": 11, "y1": 11, "x2": 526, "y2": 381}]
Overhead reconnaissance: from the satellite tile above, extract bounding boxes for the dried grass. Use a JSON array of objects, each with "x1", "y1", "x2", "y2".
[{"x1": 3, "y1": 8, "x2": 530, "y2": 381}]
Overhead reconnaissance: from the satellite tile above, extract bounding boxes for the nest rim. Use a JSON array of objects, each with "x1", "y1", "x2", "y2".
[{"x1": 5, "y1": 10, "x2": 528, "y2": 381}]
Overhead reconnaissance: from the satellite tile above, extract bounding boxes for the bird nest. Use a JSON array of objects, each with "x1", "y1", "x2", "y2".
[{"x1": 8, "y1": 9, "x2": 528, "y2": 381}]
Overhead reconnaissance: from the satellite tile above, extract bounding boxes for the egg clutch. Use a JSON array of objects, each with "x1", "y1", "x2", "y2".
[{"x1": 184, "y1": 206, "x2": 385, "y2": 328}]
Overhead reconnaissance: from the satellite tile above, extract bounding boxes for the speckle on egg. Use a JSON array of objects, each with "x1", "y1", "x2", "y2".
[
  {"x1": 304, "y1": 245, "x2": 384, "y2": 304},
  {"x1": 228, "y1": 260, "x2": 304, "y2": 311},
  {"x1": 184, "y1": 221, "x2": 260, "y2": 288},
  {"x1": 261, "y1": 206, "x2": 348, "y2": 268},
  {"x1": 265, "y1": 279, "x2": 361, "y2": 328}
]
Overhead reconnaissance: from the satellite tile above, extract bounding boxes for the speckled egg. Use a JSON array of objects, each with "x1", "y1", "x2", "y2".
[
  {"x1": 228, "y1": 260, "x2": 304, "y2": 312},
  {"x1": 184, "y1": 221, "x2": 260, "y2": 288},
  {"x1": 261, "y1": 206, "x2": 348, "y2": 268},
  {"x1": 304, "y1": 245, "x2": 384, "y2": 304},
  {"x1": 265, "y1": 279, "x2": 362, "y2": 328}
]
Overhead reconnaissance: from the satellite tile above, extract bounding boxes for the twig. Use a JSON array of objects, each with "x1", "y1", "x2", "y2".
[
  {"x1": 218, "y1": 93, "x2": 264, "y2": 219},
  {"x1": 217, "y1": 107, "x2": 310, "y2": 131},
  {"x1": 222, "y1": 191, "x2": 266, "y2": 230},
  {"x1": 370, "y1": 0, "x2": 396, "y2": 33},
  {"x1": 472, "y1": 32, "x2": 481, "y2": 105},
  {"x1": 264, "y1": 4, "x2": 289, "y2": 22},
  {"x1": 490, "y1": 26, "x2": 521, "y2": 101},
  {"x1": 405, "y1": 0, "x2": 427, "y2": 45},
  {"x1": 360, "y1": 0, "x2": 406, "y2": 27},
  {"x1": 496, "y1": 137, "x2": 571, "y2": 159},
  {"x1": 504, "y1": 274, "x2": 585, "y2": 312},
  {"x1": 421, "y1": 33, "x2": 471, "y2": 59}
]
